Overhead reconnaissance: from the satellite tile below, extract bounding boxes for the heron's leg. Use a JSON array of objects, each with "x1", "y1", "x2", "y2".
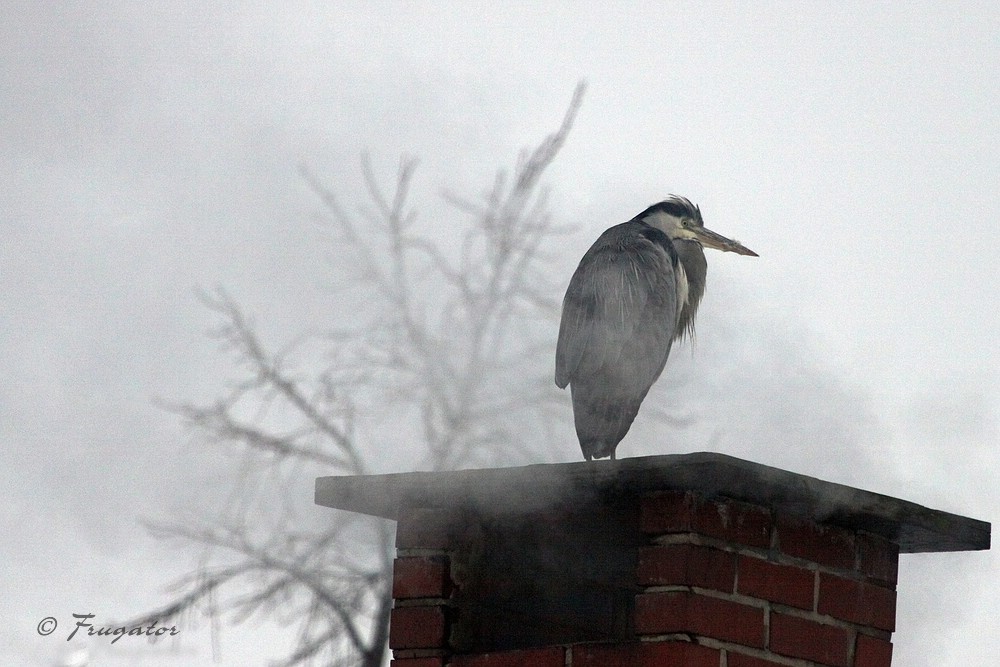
[{"x1": 610, "y1": 450, "x2": 616, "y2": 461}]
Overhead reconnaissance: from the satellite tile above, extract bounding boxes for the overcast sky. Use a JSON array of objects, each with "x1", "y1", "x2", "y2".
[{"x1": 3, "y1": 2, "x2": 998, "y2": 665}]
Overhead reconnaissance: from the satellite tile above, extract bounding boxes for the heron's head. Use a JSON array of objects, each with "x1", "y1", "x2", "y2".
[{"x1": 638, "y1": 196, "x2": 758, "y2": 257}]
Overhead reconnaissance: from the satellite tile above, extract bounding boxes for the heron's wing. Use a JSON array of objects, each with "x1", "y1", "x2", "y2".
[{"x1": 555, "y1": 225, "x2": 675, "y2": 388}]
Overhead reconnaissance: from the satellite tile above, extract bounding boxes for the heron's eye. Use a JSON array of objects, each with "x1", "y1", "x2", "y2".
[{"x1": 682, "y1": 218, "x2": 692, "y2": 227}]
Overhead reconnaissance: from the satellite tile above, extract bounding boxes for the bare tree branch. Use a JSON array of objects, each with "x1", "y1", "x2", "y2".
[{"x1": 140, "y1": 82, "x2": 587, "y2": 666}]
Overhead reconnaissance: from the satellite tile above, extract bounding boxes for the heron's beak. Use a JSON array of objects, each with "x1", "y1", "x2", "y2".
[{"x1": 692, "y1": 226, "x2": 758, "y2": 257}]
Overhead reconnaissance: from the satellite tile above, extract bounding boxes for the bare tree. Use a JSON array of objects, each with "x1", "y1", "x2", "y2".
[{"x1": 136, "y1": 84, "x2": 586, "y2": 666}]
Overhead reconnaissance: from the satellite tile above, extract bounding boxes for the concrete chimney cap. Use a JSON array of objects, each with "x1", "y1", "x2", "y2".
[{"x1": 315, "y1": 452, "x2": 989, "y2": 554}]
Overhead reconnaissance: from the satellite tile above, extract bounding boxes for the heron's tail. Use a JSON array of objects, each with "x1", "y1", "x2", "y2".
[{"x1": 570, "y1": 383, "x2": 644, "y2": 460}]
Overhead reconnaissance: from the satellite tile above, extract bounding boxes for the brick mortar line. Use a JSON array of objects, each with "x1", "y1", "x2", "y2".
[
  {"x1": 647, "y1": 532, "x2": 895, "y2": 586},
  {"x1": 812, "y1": 568, "x2": 820, "y2": 614},
  {"x1": 766, "y1": 602, "x2": 891, "y2": 638},
  {"x1": 637, "y1": 633, "x2": 700, "y2": 643},
  {"x1": 764, "y1": 591, "x2": 772, "y2": 652},
  {"x1": 636, "y1": 584, "x2": 892, "y2": 639},
  {"x1": 393, "y1": 597, "x2": 452, "y2": 608},
  {"x1": 638, "y1": 584, "x2": 769, "y2": 611},
  {"x1": 695, "y1": 636, "x2": 817, "y2": 667},
  {"x1": 396, "y1": 548, "x2": 452, "y2": 557}
]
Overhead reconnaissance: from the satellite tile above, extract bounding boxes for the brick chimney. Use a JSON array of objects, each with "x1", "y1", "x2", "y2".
[{"x1": 315, "y1": 453, "x2": 989, "y2": 667}]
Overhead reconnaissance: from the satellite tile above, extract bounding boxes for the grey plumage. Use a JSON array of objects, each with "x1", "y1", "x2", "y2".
[{"x1": 555, "y1": 196, "x2": 756, "y2": 461}]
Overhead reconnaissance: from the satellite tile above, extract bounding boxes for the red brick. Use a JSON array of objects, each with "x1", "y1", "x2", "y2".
[
  {"x1": 856, "y1": 532, "x2": 899, "y2": 586},
  {"x1": 448, "y1": 647, "x2": 564, "y2": 667},
  {"x1": 393, "y1": 556, "x2": 452, "y2": 599},
  {"x1": 637, "y1": 544, "x2": 736, "y2": 591},
  {"x1": 775, "y1": 515, "x2": 856, "y2": 570},
  {"x1": 727, "y1": 653, "x2": 788, "y2": 667},
  {"x1": 737, "y1": 555, "x2": 815, "y2": 610},
  {"x1": 634, "y1": 590, "x2": 765, "y2": 648},
  {"x1": 392, "y1": 659, "x2": 445, "y2": 667},
  {"x1": 818, "y1": 573, "x2": 896, "y2": 632},
  {"x1": 640, "y1": 491, "x2": 697, "y2": 534},
  {"x1": 389, "y1": 606, "x2": 447, "y2": 649},
  {"x1": 770, "y1": 613, "x2": 853, "y2": 667},
  {"x1": 641, "y1": 492, "x2": 772, "y2": 549},
  {"x1": 855, "y1": 633, "x2": 893, "y2": 667},
  {"x1": 396, "y1": 507, "x2": 457, "y2": 549},
  {"x1": 572, "y1": 641, "x2": 719, "y2": 667}
]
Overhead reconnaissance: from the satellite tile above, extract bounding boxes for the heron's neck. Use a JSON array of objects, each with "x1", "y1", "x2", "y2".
[{"x1": 672, "y1": 239, "x2": 706, "y2": 341}]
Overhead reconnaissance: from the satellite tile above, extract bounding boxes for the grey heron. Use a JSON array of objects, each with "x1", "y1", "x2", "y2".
[{"x1": 555, "y1": 196, "x2": 757, "y2": 461}]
